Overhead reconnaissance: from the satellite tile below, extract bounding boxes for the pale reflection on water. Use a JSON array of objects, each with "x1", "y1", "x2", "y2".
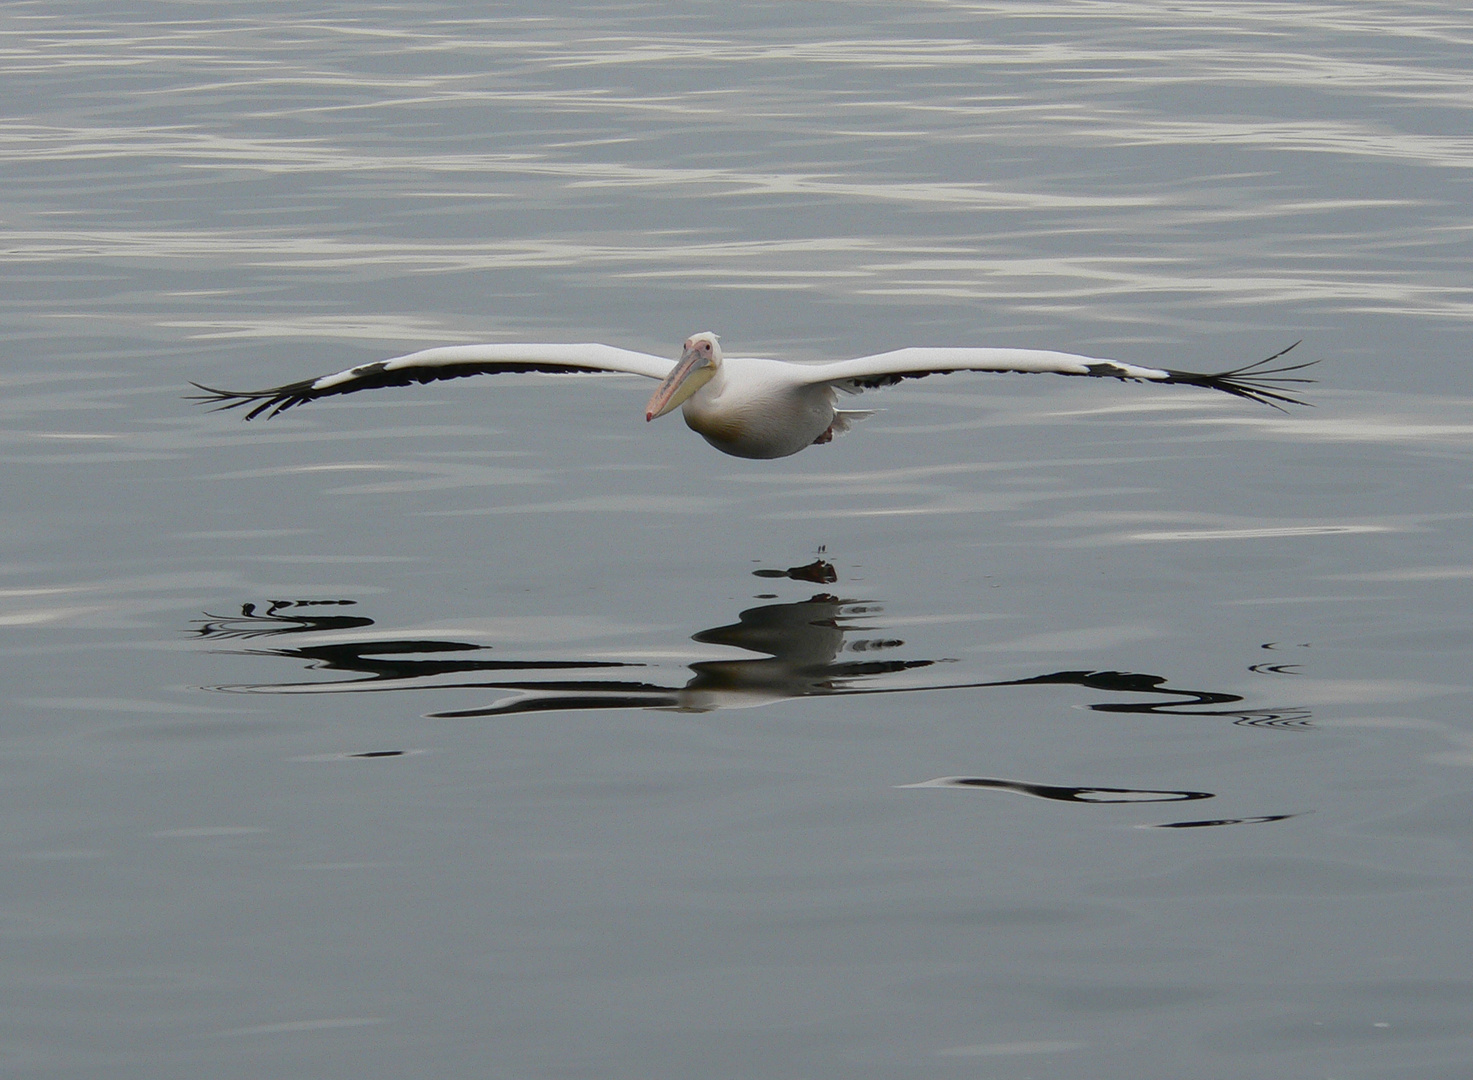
[{"x1": 2, "y1": 2, "x2": 1472, "y2": 355}]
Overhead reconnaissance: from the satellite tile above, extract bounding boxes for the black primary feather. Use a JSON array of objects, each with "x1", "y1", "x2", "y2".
[{"x1": 1141, "y1": 341, "x2": 1316, "y2": 410}]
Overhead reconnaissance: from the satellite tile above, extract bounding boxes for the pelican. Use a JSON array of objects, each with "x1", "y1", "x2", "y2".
[{"x1": 191, "y1": 332, "x2": 1313, "y2": 459}]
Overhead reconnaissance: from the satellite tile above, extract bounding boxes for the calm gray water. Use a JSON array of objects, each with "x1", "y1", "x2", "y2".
[{"x1": 3, "y1": 2, "x2": 1473, "y2": 1077}]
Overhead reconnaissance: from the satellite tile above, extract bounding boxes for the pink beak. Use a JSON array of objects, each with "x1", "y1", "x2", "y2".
[{"x1": 645, "y1": 345, "x2": 714, "y2": 421}]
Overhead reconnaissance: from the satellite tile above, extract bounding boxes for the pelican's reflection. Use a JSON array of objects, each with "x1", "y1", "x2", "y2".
[{"x1": 196, "y1": 560, "x2": 1308, "y2": 727}]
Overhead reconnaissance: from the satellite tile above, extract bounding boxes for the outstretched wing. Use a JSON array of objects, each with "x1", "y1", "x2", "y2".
[
  {"x1": 190, "y1": 343, "x2": 676, "y2": 420},
  {"x1": 797, "y1": 342, "x2": 1315, "y2": 410}
]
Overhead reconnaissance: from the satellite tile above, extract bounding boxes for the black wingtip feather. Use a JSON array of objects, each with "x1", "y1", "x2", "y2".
[
  {"x1": 1165, "y1": 342, "x2": 1319, "y2": 412},
  {"x1": 187, "y1": 381, "x2": 318, "y2": 420}
]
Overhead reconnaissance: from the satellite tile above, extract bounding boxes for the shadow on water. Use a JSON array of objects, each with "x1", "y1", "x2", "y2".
[{"x1": 194, "y1": 560, "x2": 1310, "y2": 730}]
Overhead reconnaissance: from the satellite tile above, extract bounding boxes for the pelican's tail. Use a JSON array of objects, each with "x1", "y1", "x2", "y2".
[
  {"x1": 830, "y1": 409, "x2": 876, "y2": 436},
  {"x1": 811, "y1": 409, "x2": 876, "y2": 446},
  {"x1": 813, "y1": 412, "x2": 877, "y2": 447}
]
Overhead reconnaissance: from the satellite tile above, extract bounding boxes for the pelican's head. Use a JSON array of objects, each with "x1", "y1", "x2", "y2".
[{"x1": 646, "y1": 332, "x2": 721, "y2": 421}]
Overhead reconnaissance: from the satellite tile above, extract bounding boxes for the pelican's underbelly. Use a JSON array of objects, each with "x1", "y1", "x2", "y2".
[{"x1": 682, "y1": 380, "x2": 835, "y2": 460}]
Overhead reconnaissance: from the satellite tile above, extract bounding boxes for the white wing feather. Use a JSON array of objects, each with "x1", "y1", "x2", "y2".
[
  {"x1": 791, "y1": 343, "x2": 1314, "y2": 408},
  {"x1": 191, "y1": 342, "x2": 675, "y2": 418},
  {"x1": 798, "y1": 347, "x2": 1168, "y2": 389}
]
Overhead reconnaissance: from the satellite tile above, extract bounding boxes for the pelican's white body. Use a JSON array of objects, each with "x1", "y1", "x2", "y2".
[{"x1": 679, "y1": 357, "x2": 839, "y2": 459}]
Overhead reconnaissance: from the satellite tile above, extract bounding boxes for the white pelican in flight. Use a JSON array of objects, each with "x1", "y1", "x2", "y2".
[{"x1": 192, "y1": 332, "x2": 1313, "y2": 459}]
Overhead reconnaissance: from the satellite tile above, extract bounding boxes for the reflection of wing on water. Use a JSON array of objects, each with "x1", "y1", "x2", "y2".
[
  {"x1": 196, "y1": 590, "x2": 931, "y2": 715},
  {"x1": 977, "y1": 670, "x2": 1313, "y2": 728},
  {"x1": 196, "y1": 599, "x2": 375, "y2": 639},
  {"x1": 900, "y1": 776, "x2": 1215, "y2": 803},
  {"x1": 195, "y1": 567, "x2": 1309, "y2": 727},
  {"x1": 897, "y1": 777, "x2": 1302, "y2": 828}
]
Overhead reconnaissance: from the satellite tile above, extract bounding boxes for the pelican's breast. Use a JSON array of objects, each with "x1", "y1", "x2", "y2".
[
  {"x1": 681, "y1": 358, "x2": 835, "y2": 459},
  {"x1": 686, "y1": 408, "x2": 751, "y2": 447}
]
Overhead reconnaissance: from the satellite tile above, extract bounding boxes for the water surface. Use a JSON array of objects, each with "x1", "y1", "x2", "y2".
[{"x1": 3, "y1": 3, "x2": 1473, "y2": 1077}]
